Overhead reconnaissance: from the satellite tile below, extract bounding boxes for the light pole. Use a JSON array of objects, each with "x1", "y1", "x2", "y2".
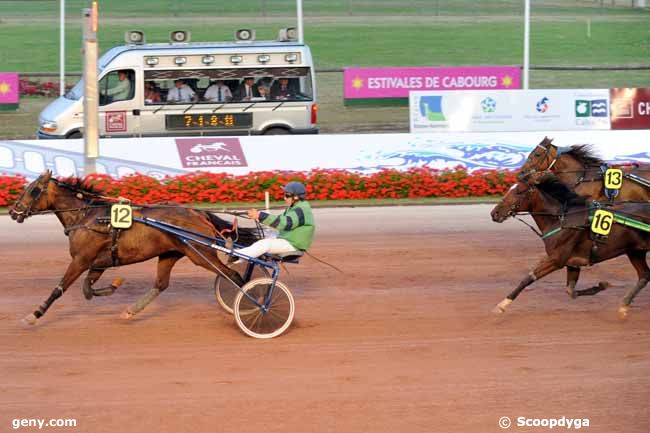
[
  {"x1": 523, "y1": 0, "x2": 530, "y2": 90},
  {"x1": 60, "y1": 0, "x2": 65, "y2": 96},
  {"x1": 82, "y1": 1, "x2": 99, "y2": 175},
  {"x1": 297, "y1": 0, "x2": 304, "y2": 43}
]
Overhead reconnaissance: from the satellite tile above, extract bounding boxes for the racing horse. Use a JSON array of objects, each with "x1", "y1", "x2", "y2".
[
  {"x1": 517, "y1": 137, "x2": 650, "y2": 296},
  {"x1": 9, "y1": 171, "x2": 260, "y2": 325},
  {"x1": 490, "y1": 176, "x2": 649, "y2": 318},
  {"x1": 518, "y1": 137, "x2": 650, "y2": 201}
]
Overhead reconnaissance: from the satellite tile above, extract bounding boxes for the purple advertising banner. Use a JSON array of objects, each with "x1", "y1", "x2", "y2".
[
  {"x1": 0, "y1": 73, "x2": 19, "y2": 104},
  {"x1": 344, "y1": 66, "x2": 520, "y2": 103}
]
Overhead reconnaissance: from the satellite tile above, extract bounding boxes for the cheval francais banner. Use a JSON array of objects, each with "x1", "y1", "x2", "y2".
[{"x1": 343, "y1": 66, "x2": 521, "y2": 105}]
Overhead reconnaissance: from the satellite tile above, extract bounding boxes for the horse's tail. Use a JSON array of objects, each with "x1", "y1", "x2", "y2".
[{"x1": 204, "y1": 212, "x2": 261, "y2": 246}]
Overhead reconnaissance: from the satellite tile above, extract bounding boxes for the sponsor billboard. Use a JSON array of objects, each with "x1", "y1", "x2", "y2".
[
  {"x1": 610, "y1": 88, "x2": 650, "y2": 130},
  {"x1": 1, "y1": 131, "x2": 647, "y2": 180},
  {"x1": 410, "y1": 89, "x2": 611, "y2": 132},
  {"x1": 175, "y1": 138, "x2": 248, "y2": 168},
  {"x1": 0, "y1": 73, "x2": 19, "y2": 109},
  {"x1": 343, "y1": 66, "x2": 520, "y2": 105}
]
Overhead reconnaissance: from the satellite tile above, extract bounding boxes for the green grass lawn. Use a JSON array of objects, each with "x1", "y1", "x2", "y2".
[
  {"x1": 1, "y1": 0, "x2": 647, "y2": 18},
  {"x1": 0, "y1": 2, "x2": 648, "y2": 139}
]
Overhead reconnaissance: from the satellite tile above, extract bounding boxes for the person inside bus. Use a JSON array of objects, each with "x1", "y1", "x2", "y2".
[
  {"x1": 203, "y1": 79, "x2": 232, "y2": 103},
  {"x1": 101, "y1": 70, "x2": 132, "y2": 103},
  {"x1": 252, "y1": 84, "x2": 270, "y2": 101},
  {"x1": 166, "y1": 79, "x2": 197, "y2": 103},
  {"x1": 270, "y1": 77, "x2": 295, "y2": 100},
  {"x1": 229, "y1": 181, "x2": 315, "y2": 264},
  {"x1": 144, "y1": 81, "x2": 161, "y2": 104},
  {"x1": 233, "y1": 77, "x2": 259, "y2": 101}
]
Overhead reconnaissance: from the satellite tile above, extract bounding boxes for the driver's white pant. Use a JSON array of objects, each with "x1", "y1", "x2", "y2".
[{"x1": 235, "y1": 238, "x2": 297, "y2": 259}]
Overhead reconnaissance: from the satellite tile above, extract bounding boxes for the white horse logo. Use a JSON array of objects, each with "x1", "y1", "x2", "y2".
[{"x1": 189, "y1": 142, "x2": 231, "y2": 154}]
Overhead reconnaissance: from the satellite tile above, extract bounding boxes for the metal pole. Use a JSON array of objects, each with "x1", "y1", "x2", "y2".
[
  {"x1": 60, "y1": 0, "x2": 65, "y2": 96},
  {"x1": 523, "y1": 0, "x2": 530, "y2": 89},
  {"x1": 297, "y1": 0, "x2": 304, "y2": 43},
  {"x1": 82, "y1": 2, "x2": 99, "y2": 175}
]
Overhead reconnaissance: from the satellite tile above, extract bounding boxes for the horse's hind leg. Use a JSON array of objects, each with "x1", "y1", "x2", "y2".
[
  {"x1": 618, "y1": 251, "x2": 649, "y2": 319},
  {"x1": 121, "y1": 252, "x2": 183, "y2": 320},
  {"x1": 24, "y1": 257, "x2": 91, "y2": 325}
]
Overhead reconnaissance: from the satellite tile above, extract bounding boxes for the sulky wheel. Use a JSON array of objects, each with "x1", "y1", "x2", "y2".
[
  {"x1": 234, "y1": 277, "x2": 295, "y2": 339},
  {"x1": 214, "y1": 265, "x2": 269, "y2": 314}
]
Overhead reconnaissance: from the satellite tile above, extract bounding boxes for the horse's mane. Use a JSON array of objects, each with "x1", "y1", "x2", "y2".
[
  {"x1": 55, "y1": 176, "x2": 115, "y2": 204},
  {"x1": 562, "y1": 145, "x2": 605, "y2": 167},
  {"x1": 536, "y1": 175, "x2": 586, "y2": 207}
]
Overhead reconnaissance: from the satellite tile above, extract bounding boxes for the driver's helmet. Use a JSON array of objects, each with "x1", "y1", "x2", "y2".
[{"x1": 282, "y1": 181, "x2": 307, "y2": 199}]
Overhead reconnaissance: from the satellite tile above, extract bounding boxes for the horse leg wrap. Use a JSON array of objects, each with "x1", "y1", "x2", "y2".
[
  {"x1": 92, "y1": 277, "x2": 125, "y2": 297},
  {"x1": 24, "y1": 286, "x2": 63, "y2": 325},
  {"x1": 128, "y1": 288, "x2": 161, "y2": 315}
]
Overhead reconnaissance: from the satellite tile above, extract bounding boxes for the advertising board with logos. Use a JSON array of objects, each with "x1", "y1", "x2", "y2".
[
  {"x1": 409, "y1": 89, "x2": 611, "y2": 132},
  {"x1": 2, "y1": 130, "x2": 648, "y2": 180},
  {"x1": 610, "y1": 88, "x2": 650, "y2": 130}
]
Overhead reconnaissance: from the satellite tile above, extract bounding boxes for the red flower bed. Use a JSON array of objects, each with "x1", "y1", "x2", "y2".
[
  {"x1": 0, "y1": 168, "x2": 517, "y2": 206},
  {"x1": 19, "y1": 79, "x2": 71, "y2": 97},
  {"x1": 0, "y1": 174, "x2": 28, "y2": 206}
]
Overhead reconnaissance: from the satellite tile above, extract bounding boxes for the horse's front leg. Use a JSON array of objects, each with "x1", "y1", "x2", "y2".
[
  {"x1": 82, "y1": 268, "x2": 126, "y2": 299},
  {"x1": 565, "y1": 266, "x2": 580, "y2": 299},
  {"x1": 493, "y1": 255, "x2": 561, "y2": 314},
  {"x1": 23, "y1": 257, "x2": 91, "y2": 325}
]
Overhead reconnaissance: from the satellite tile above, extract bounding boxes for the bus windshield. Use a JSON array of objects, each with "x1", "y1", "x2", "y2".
[
  {"x1": 64, "y1": 80, "x2": 84, "y2": 100},
  {"x1": 143, "y1": 67, "x2": 313, "y2": 105}
]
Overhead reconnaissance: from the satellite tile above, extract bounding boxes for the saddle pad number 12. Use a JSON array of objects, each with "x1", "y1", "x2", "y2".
[
  {"x1": 604, "y1": 168, "x2": 623, "y2": 190},
  {"x1": 591, "y1": 209, "x2": 614, "y2": 236},
  {"x1": 111, "y1": 204, "x2": 133, "y2": 229}
]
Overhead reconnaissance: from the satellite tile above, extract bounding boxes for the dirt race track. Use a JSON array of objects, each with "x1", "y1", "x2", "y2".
[{"x1": 1, "y1": 205, "x2": 649, "y2": 433}]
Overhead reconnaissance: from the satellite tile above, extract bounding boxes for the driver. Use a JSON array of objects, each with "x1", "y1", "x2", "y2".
[
  {"x1": 230, "y1": 181, "x2": 315, "y2": 263},
  {"x1": 102, "y1": 70, "x2": 131, "y2": 101}
]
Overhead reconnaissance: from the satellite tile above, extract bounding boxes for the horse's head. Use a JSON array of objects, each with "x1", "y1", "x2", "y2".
[
  {"x1": 517, "y1": 136, "x2": 558, "y2": 182},
  {"x1": 491, "y1": 181, "x2": 536, "y2": 223},
  {"x1": 9, "y1": 171, "x2": 53, "y2": 223}
]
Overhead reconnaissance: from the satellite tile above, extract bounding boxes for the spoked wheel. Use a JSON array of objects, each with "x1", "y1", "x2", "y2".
[
  {"x1": 234, "y1": 278, "x2": 295, "y2": 339},
  {"x1": 214, "y1": 265, "x2": 270, "y2": 314}
]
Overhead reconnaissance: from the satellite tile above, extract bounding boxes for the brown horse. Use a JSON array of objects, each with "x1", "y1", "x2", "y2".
[
  {"x1": 490, "y1": 176, "x2": 649, "y2": 318},
  {"x1": 9, "y1": 171, "x2": 259, "y2": 325},
  {"x1": 517, "y1": 137, "x2": 650, "y2": 294},
  {"x1": 518, "y1": 137, "x2": 650, "y2": 201}
]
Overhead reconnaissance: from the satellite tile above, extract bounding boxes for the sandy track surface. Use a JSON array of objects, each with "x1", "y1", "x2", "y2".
[{"x1": 1, "y1": 206, "x2": 648, "y2": 433}]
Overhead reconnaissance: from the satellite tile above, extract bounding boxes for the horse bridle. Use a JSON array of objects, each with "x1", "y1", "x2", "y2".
[
  {"x1": 519, "y1": 143, "x2": 559, "y2": 181},
  {"x1": 11, "y1": 178, "x2": 51, "y2": 218}
]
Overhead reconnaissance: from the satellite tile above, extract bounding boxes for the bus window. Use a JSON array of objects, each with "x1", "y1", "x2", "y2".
[
  {"x1": 143, "y1": 67, "x2": 313, "y2": 105},
  {"x1": 99, "y1": 69, "x2": 134, "y2": 106}
]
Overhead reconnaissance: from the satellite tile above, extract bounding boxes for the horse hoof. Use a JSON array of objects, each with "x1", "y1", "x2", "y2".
[
  {"x1": 618, "y1": 306, "x2": 629, "y2": 320},
  {"x1": 120, "y1": 309, "x2": 135, "y2": 320},
  {"x1": 83, "y1": 284, "x2": 93, "y2": 300},
  {"x1": 492, "y1": 298, "x2": 512, "y2": 314},
  {"x1": 22, "y1": 313, "x2": 37, "y2": 326},
  {"x1": 599, "y1": 281, "x2": 609, "y2": 290},
  {"x1": 112, "y1": 277, "x2": 125, "y2": 288},
  {"x1": 566, "y1": 288, "x2": 577, "y2": 299}
]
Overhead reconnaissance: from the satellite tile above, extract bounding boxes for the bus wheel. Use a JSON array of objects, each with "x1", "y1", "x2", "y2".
[
  {"x1": 67, "y1": 131, "x2": 82, "y2": 139},
  {"x1": 264, "y1": 127, "x2": 290, "y2": 135}
]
